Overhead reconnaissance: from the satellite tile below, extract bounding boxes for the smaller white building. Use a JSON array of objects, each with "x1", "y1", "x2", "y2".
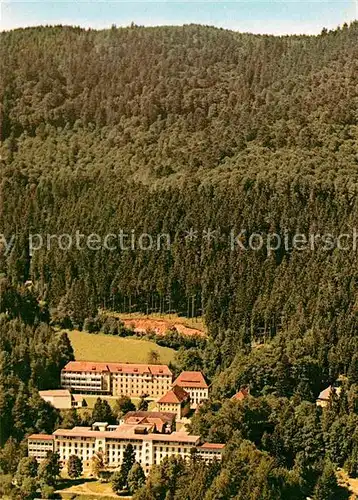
[
  {"x1": 39, "y1": 389, "x2": 85, "y2": 409},
  {"x1": 27, "y1": 434, "x2": 54, "y2": 459},
  {"x1": 173, "y1": 372, "x2": 209, "y2": 408}
]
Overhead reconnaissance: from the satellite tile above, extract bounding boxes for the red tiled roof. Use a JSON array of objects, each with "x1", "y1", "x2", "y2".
[
  {"x1": 123, "y1": 411, "x2": 176, "y2": 423},
  {"x1": 157, "y1": 386, "x2": 189, "y2": 404},
  {"x1": 199, "y1": 442, "x2": 225, "y2": 450},
  {"x1": 62, "y1": 361, "x2": 109, "y2": 373},
  {"x1": 173, "y1": 371, "x2": 208, "y2": 389},
  {"x1": 28, "y1": 434, "x2": 54, "y2": 441},
  {"x1": 232, "y1": 388, "x2": 249, "y2": 401},
  {"x1": 62, "y1": 361, "x2": 172, "y2": 376}
]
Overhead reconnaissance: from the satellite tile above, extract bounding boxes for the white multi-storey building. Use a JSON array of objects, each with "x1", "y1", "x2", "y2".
[
  {"x1": 61, "y1": 361, "x2": 172, "y2": 398},
  {"x1": 28, "y1": 422, "x2": 224, "y2": 474},
  {"x1": 61, "y1": 362, "x2": 110, "y2": 394}
]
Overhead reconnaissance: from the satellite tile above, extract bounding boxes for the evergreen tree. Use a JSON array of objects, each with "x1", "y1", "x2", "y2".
[
  {"x1": 128, "y1": 462, "x2": 146, "y2": 494},
  {"x1": 114, "y1": 396, "x2": 136, "y2": 419},
  {"x1": 137, "y1": 397, "x2": 149, "y2": 412},
  {"x1": 67, "y1": 454, "x2": 83, "y2": 479},
  {"x1": 38, "y1": 452, "x2": 60, "y2": 487},
  {"x1": 15, "y1": 456, "x2": 38, "y2": 487},
  {"x1": 0, "y1": 437, "x2": 23, "y2": 474},
  {"x1": 112, "y1": 444, "x2": 135, "y2": 492},
  {"x1": 312, "y1": 460, "x2": 340, "y2": 500},
  {"x1": 91, "y1": 398, "x2": 114, "y2": 424}
]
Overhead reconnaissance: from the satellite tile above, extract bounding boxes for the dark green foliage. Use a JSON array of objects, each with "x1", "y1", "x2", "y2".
[
  {"x1": 60, "y1": 407, "x2": 80, "y2": 429},
  {"x1": 67, "y1": 454, "x2": 83, "y2": 479},
  {"x1": 137, "y1": 397, "x2": 149, "y2": 412},
  {"x1": 1, "y1": 22, "x2": 358, "y2": 499},
  {"x1": 37, "y1": 452, "x2": 61, "y2": 487},
  {"x1": 0, "y1": 437, "x2": 25, "y2": 474},
  {"x1": 19, "y1": 476, "x2": 38, "y2": 498},
  {"x1": 128, "y1": 463, "x2": 146, "y2": 494},
  {"x1": 112, "y1": 444, "x2": 136, "y2": 492},
  {"x1": 134, "y1": 455, "x2": 187, "y2": 500},
  {"x1": 312, "y1": 460, "x2": 341, "y2": 500},
  {"x1": 0, "y1": 314, "x2": 71, "y2": 446},
  {"x1": 91, "y1": 398, "x2": 115, "y2": 424},
  {"x1": 15, "y1": 456, "x2": 38, "y2": 487},
  {"x1": 113, "y1": 396, "x2": 136, "y2": 419},
  {"x1": 0, "y1": 474, "x2": 15, "y2": 498}
]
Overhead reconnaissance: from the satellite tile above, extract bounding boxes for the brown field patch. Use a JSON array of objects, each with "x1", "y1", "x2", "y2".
[{"x1": 119, "y1": 316, "x2": 206, "y2": 338}]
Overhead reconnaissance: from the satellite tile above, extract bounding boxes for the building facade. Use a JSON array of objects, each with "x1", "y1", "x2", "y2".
[
  {"x1": 27, "y1": 434, "x2": 54, "y2": 459},
  {"x1": 39, "y1": 389, "x2": 73, "y2": 409},
  {"x1": 61, "y1": 362, "x2": 111, "y2": 395},
  {"x1": 39, "y1": 389, "x2": 86, "y2": 409},
  {"x1": 157, "y1": 386, "x2": 190, "y2": 420},
  {"x1": 110, "y1": 364, "x2": 172, "y2": 398},
  {"x1": 28, "y1": 422, "x2": 224, "y2": 474},
  {"x1": 61, "y1": 361, "x2": 172, "y2": 398},
  {"x1": 173, "y1": 371, "x2": 209, "y2": 407}
]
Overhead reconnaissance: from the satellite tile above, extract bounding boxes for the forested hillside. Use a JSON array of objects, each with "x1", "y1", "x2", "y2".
[{"x1": 0, "y1": 22, "x2": 358, "y2": 498}]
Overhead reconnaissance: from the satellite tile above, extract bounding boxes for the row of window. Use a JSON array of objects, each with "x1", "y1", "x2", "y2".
[{"x1": 29, "y1": 442, "x2": 53, "y2": 450}]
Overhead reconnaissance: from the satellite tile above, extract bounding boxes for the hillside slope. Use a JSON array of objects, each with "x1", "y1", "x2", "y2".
[{"x1": 0, "y1": 23, "x2": 357, "y2": 377}]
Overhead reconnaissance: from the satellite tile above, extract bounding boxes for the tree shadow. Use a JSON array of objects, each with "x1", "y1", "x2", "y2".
[{"x1": 56, "y1": 477, "x2": 97, "y2": 491}]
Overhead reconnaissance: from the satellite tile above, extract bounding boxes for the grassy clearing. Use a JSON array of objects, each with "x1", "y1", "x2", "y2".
[
  {"x1": 57, "y1": 478, "x2": 127, "y2": 499},
  {"x1": 65, "y1": 330, "x2": 175, "y2": 365},
  {"x1": 75, "y1": 395, "x2": 142, "y2": 410}
]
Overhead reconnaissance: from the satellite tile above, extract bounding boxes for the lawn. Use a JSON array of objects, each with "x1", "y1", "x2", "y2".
[
  {"x1": 65, "y1": 330, "x2": 175, "y2": 365},
  {"x1": 57, "y1": 477, "x2": 128, "y2": 499},
  {"x1": 76, "y1": 395, "x2": 141, "y2": 410}
]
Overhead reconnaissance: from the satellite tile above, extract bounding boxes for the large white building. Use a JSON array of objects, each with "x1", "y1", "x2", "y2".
[
  {"x1": 28, "y1": 421, "x2": 224, "y2": 474},
  {"x1": 61, "y1": 361, "x2": 172, "y2": 398}
]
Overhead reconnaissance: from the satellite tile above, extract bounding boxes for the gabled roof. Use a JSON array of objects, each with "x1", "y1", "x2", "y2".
[
  {"x1": 232, "y1": 388, "x2": 249, "y2": 401},
  {"x1": 123, "y1": 411, "x2": 176, "y2": 423},
  {"x1": 317, "y1": 385, "x2": 341, "y2": 401},
  {"x1": 62, "y1": 361, "x2": 172, "y2": 376},
  {"x1": 173, "y1": 371, "x2": 208, "y2": 389},
  {"x1": 157, "y1": 386, "x2": 189, "y2": 404},
  {"x1": 199, "y1": 442, "x2": 225, "y2": 450},
  {"x1": 62, "y1": 361, "x2": 110, "y2": 373},
  {"x1": 123, "y1": 412, "x2": 175, "y2": 433}
]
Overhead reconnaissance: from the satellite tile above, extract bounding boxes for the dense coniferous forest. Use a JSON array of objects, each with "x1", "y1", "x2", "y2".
[{"x1": 0, "y1": 22, "x2": 358, "y2": 498}]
